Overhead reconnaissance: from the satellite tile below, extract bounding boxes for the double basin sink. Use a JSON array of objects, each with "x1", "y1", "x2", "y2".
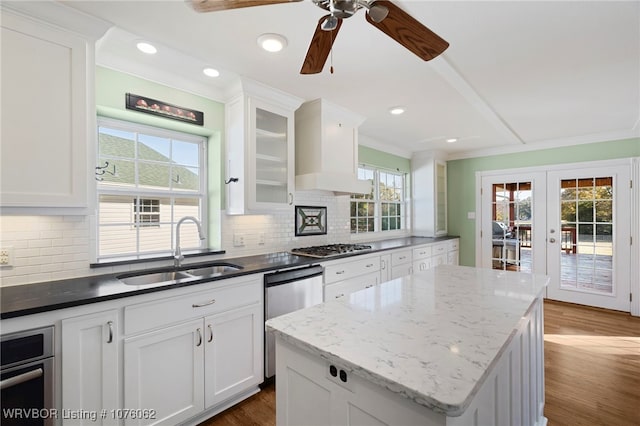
[{"x1": 117, "y1": 262, "x2": 243, "y2": 286}]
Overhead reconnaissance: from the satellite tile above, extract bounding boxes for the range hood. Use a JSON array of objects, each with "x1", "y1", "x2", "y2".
[{"x1": 295, "y1": 99, "x2": 372, "y2": 194}]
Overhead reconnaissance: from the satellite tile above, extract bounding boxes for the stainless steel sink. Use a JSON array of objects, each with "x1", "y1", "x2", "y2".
[
  {"x1": 119, "y1": 271, "x2": 192, "y2": 286},
  {"x1": 184, "y1": 264, "x2": 242, "y2": 277}
]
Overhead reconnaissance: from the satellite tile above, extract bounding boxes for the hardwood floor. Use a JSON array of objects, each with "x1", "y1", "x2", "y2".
[{"x1": 199, "y1": 300, "x2": 640, "y2": 426}]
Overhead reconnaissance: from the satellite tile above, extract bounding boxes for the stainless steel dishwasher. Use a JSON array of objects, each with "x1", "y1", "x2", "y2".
[{"x1": 264, "y1": 264, "x2": 324, "y2": 379}]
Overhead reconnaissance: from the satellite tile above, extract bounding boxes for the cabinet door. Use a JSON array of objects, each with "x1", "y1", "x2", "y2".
[
  {"x1": 204, "y1": 304, "x2": 263, "y2": 408},
  {"x1": 391, "y1": 263, "x2": 413, "y2": 280},
  {"x1": 249, "y1": 97, "x2": 294, "y2": 210},
  {"x1": 62, "y1": 310, "x2": 118, "y2": 425},
  {"x1": 412, "y1": 258, "x2": 433, "y2": 274},
  {"x1": 124, "y1": 319, "x2": 204, "y2": 426},
  {"x1": 435, "y1": 161, "x2": 447, "y2": 235},
  {"x1": 1, "y1": 12, "x2": 89, "y2": 208}
]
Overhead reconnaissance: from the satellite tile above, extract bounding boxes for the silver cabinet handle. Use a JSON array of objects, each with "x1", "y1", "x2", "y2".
[
  {"x1": 192, "y1": 299, "x2": 216, "y2": 308},
  {"x1": 365, "y1": 284, "x2": 373, "y2": 288},
  {"x1": 381, "y1": 259, "x2": 386, "y2": 270},
  {"x1": 1, "y1": 368, "x2": 43, "y2": 390},
  {"x1": 107, "y1": 321, "x2": 113, "y2": 344},
  {"x1": 335, "y1": 293, "x2": 345, "y2": 299},
  {"x1": 366, "y1": 263, "x2": 374, "y2": 268},
  {"x1": 398, "y1": 256, "x2": 406, "y2": 260},
  {"x1": 336, "y1": 270, "x2": 345, "y2": 275},
  {"x1": 196, "y1": 328, "x2": 203, "y2": 347},
  {"x1": 207, "y1": 324, "x2": 213, "y2": 343},
  {"x1": 288, "y1": 193, "x2": 293, "y2": 205}
]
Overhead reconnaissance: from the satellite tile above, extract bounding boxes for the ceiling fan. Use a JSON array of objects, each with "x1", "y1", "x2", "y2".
[{"x1": 190, "y1": 0, "x2": 449, "y2": 74}]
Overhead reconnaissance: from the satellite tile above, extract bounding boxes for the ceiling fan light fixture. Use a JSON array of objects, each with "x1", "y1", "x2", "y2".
[
  {"x1": 367, "y1": 4, "x2": 389, "y2": 23},
  {"x1": 257, "y1": 33, "x2": 288, "y2": 52},
  {"x1": 202, "y1": 67, "x2": 220, "y2": 77},
  {"x1": 389, "y1": 106, "x2": 405, "y2": 115},
  {"x1": 136, "y1": 41, "x2": 157, "y2": 55}
]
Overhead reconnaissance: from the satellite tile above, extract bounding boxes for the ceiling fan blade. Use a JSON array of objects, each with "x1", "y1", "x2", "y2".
[
  {"x1": 190, "y1": 0, "x2": 301, "y2": 13},
  {"x1": 300, "y1": 15, "x2": 343, "y2": 75},
  {"x1": 365, "y1": 0, "x2": 449, "y2": 61}
]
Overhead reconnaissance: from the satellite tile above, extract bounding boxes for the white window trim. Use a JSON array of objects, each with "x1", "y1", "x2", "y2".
[
  {"x1": 95, "y1": 117, "x2": 208, "y2": 262},
  {"x1": 350, "y1": 166, "x2": 409, "y2": 236}
]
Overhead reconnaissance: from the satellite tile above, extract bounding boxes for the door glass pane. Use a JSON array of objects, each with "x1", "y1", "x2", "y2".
[
  {"x1": 255, "y1": 108, "x2": 288, "y2": 204},
  {"x1": 491, "y1": 181, "x2": 531, "y2": 272},
  {"x1": 559, "y1": 177, "x2": 613, "y2": 294}
]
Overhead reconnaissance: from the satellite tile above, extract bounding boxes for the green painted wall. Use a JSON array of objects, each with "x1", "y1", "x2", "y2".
[
  {"x1": 95, "y1": 66, "x2": 225, "y2": 248},
  {"x1": 359, "y1": 146, "x2": 411, "y2": 172},
  {"x1": 447, "y1": 138, "x2": 640, "y2": 266}
]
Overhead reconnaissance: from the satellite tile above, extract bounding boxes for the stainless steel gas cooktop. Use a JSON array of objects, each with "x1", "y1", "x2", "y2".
[{"x1": 290, "y1": 244, "x2": 372, "y2": 258}]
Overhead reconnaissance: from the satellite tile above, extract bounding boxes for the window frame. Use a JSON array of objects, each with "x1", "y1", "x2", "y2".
[
  {"x1": 95, "y1": 117, "x2": 208, "y2": 261},
  {"x1": 350, "y1": 166, "x2": 408, "y2": 235}
]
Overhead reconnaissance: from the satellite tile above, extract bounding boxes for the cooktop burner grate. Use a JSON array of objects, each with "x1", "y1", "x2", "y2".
[{"x1": 291, "y1": 243, "x2": 372, "y2": 258}]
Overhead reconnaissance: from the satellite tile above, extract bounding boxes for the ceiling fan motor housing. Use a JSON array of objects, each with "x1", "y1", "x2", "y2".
[{"x1": 313, "y1": 0, "x2": 361, "y2": 18}]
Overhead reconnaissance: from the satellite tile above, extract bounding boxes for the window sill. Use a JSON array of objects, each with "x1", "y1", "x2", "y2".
[{"x1": 90, "y1": 248, "x2": 226, "y2": 268}]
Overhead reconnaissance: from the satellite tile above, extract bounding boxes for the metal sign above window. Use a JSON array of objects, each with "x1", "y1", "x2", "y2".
[{"x1": 125, "y1": 93, "x2": 204, "y2": 126}]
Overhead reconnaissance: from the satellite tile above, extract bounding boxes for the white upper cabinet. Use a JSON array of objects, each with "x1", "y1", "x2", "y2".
[
  {"x1": 0, "y1": 4, "x2": 108, "y2": 211},
  {"x1": 412, "y1": 150, "x2": 448, "y2": 237},
  {"x1": 295, "y1": 98, "x2": 371, "y2": 194},
  {"x1": 225, "y1": 78, "x2": 303, "y2": 214}
]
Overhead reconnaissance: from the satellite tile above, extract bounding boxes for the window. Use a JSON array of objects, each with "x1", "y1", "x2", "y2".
[
  {"x1": 96, "y1": 118, "x2": 207, "y2": 260},
  {"x1": 350, "y1": 167, "x2": 406, "y2": 234}
]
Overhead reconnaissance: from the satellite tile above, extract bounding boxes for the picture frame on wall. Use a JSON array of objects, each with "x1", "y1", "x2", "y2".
[
  {"x1": 295, "y1": 206, "x2": 327, "y2": 236},
  {"x1": 125, "y1": 93, "x2": 204, "y2": 126}
]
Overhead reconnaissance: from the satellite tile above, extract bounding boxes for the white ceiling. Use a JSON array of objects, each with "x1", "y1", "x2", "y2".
[{"x1": 59, "y1": 0, "x2": 639, "y2": 158}]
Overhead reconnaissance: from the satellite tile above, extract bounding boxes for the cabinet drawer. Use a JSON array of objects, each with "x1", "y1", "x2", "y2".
[
  {"x1": 324, "y1": 257, "x2": 380, "y2": 284},
  {"x1": 412, "y1": 246, "x2": 432, "y2": 260},
  {"x1": 125, "y1": 278, "x2": 261, "y2": 335},
  {"x1": 324, "y1": 272, "x2": 380, "y2": 301},
  {"x1": 448, "y1": 239, "x2": 459, "y2": 251},
  {"x1": 391, "y1": 250, "x2": 412, "y2": 266},
  {"x1": 431, "y1": 243, "x2": 447, "y2": 256}
]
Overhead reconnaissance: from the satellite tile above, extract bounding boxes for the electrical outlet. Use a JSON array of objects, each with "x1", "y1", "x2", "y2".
[
  {"x1": 233, "y1": 234, "x2": 245, "y2": 247},
  {"x1": 258, "y1": 233, "x2": 266, "y2": 245},
  {"x1": 0, "y1": 246, "x2": 14, "y2": 267}
]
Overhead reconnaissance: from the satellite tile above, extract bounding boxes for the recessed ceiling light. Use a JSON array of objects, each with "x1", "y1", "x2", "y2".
[
  {"x1": 389, "y1": 107, "x2": 405, "y2": 115},
  {"x1": 203, "y1": 67, "x2": 220, "y2": 78},
  {"x1": 257, "y1": 33, "x2": 288, "y2": 52},
  {"x1": 136, "y1": 41, "x2": 157, "y2": 55},
  {"x1": 446, "y1": 138, "x2": 458, "y2": 143}
]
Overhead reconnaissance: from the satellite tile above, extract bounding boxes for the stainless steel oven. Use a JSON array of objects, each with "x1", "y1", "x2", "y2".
[{"x1": 1, "y1": 326, "x2": 55, "y2": 426}]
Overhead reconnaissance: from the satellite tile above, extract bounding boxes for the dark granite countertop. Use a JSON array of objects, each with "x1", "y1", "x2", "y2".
[{"x1": 0, "y1": 236, "x2": 457, "y2": 319}]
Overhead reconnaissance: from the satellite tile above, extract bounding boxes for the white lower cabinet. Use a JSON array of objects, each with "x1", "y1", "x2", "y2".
[
  {"x1": 124, "y1": 319, "x2": 205, "y2": 426},
  {"x1": 61, "y1": 310, "x2": 119, "y2": 426},
  {"x1": 123, "y1": 278, "x2": 263, "y2": 426},
  {"x1": 390, "y1": 249, "x2": 413, "y2": 279},
  {"x1": 204, "y1": 304, "x2": 263, "y2": 407},
  {"x1": 325, "y1": 272, "x2": 380, "y2": 301}
]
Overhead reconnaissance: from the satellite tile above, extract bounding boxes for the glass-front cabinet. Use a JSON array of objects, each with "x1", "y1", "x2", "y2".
[{"x1": 226, "y1": 79, "x2": 302, "y2": 214}]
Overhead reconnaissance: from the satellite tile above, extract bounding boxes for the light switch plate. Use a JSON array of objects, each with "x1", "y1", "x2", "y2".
[
  {"x1": 467, "y1": 212, "x2": 476, "y2": 219},
  {"x1": 0, "y1": 246, "x2": 14, "y2": 267},
  {"x1": 233, "y1": 234, "x2": 245, "y2": 247}
]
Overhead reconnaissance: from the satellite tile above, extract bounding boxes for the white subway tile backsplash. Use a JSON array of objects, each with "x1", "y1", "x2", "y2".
[{"x1": 0, "y1": 189, "x2": 409, "y2": 287}]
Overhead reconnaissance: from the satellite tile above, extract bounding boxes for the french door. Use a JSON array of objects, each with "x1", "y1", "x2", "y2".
[
  {"x1": 546, "y1": 166, "x2": 630, "y2": 311},
  {"x1": 479, "y1": 161, "x2": 631, "y2": 312}
]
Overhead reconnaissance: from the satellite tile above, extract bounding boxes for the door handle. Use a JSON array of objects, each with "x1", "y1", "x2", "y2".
[
  {"x1": 1, "y1": 368, "x2": 43, "y2": 390},
  {"x1": 549, "y1": 238, "x2": 556, "y2": 243}
]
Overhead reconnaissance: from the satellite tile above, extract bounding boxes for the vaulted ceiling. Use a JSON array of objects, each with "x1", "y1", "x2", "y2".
[{"x1": 59, "y1": 1, "x2": 640, "y2": 157}]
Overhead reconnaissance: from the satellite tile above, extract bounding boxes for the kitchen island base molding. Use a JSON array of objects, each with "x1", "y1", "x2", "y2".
[{"x1": 275, "y1": 295, "x2": 546, "y2": 426}]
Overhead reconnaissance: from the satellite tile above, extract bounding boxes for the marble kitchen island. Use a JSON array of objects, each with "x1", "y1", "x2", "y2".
[{"x1": 266, "y1": 265, "x2": 549, "y2": 426}]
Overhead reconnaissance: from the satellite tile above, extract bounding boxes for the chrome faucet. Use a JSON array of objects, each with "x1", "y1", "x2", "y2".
[{"x1": 174, "y1": 216, "x2": 205, "y2": 267}]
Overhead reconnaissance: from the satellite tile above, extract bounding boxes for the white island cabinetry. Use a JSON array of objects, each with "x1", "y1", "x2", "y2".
[{"x1": 268, "y1": 265, "x2": 548, "y2": 426}]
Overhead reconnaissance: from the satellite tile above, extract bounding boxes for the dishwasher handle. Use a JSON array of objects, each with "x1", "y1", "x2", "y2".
[{"x1": 264, "y1": 265, "x2": 324, "y2": 287}]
